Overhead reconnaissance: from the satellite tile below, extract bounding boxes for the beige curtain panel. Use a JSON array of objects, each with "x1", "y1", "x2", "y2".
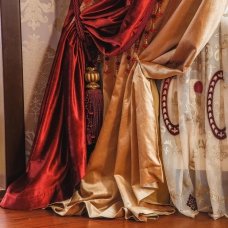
[{"x1": 161, "y1": 8, "x2": 228, "y2": 219}]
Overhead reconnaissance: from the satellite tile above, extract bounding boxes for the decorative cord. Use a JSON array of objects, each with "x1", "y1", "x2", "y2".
[{"x1": 72, "y1": 0, "x2": 85, "y2": 40}]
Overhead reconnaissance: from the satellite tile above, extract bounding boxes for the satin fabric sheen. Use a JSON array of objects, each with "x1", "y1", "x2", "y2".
[
  {"x1": 0, "y1": 0, "x2": 155, "y2": 209},
  {"x1": 51, "y1": 0, "x2": 227, "y2": 221}
]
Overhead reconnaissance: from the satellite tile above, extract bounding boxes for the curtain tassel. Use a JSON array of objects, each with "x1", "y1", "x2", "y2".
[{"x1": 85, "y1": 67, "x2": 103, "y2": 156}]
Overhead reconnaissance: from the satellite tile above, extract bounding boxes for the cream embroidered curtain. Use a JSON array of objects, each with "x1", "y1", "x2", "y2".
[{"x1": 161, "y1": 9, "x2": 228, "y2": 219}]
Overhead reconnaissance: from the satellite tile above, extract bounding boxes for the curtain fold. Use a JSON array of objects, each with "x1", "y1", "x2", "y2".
[
  {"x1": 50, "y1": 0, "x2": 227, "y2": 221},
  {"x1": 0, "y1": 0, "x2": 155, "y2": 210}
]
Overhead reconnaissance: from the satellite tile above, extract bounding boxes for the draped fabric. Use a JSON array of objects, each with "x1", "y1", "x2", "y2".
[
  {"x1": 0, "y1": 0, "x2": 155, "y2": 210},
  {"x1": 161, "y1": 8, "x2": 228, "y2": 219},
  {"x1": 51, "y1": 0, "x2": 227, "y2": 221}
]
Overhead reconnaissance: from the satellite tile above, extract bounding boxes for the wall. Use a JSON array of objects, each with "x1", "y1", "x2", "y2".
[{"x1": 21, "y1": 0, "x2": 70, "y2": 159}]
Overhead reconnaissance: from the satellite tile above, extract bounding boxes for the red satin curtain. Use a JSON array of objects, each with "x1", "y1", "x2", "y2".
[{"x1": 0, "y1": 0, "x2": 155, "y2": 209}]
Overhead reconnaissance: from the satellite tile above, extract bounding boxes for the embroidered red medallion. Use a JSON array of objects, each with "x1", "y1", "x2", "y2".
[
  {"x1": 207, "y1": 70, "x2": 227, "y2": 140},
  {"x1": 194, "y1": 81, "x2": 203, "y2": 94},
  {"x1": 161, "y1": 77, "x2": 179, "y2": 135}
]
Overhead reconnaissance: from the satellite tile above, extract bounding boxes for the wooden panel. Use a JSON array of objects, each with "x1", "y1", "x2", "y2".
[
  {"x1": 0, "y1": 12, "x2": 6, "y2": 190},
  {"x1": 0, "y1": 0, "x2": 26, "y2": 186}
]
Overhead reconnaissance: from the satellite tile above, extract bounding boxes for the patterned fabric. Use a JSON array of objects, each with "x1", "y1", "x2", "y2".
[
  {"x1": 161, "y1": 10, "x2": 228, "y2": 219},
  {"x1": 21, "y1": 0, "x2": 70, "y2": 160}
]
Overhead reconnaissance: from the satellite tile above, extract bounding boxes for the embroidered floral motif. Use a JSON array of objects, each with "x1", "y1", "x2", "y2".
[
  {"x1": 207, "y1": 70, "x2": 227, "y2": 140},
  {"x1": 21, "y1": 0, "x2": 54, "y2": 31},
  {"x1": 187, "y1": 194, "x2": 198, "y2": 211},
  {"x1": 161, "y1": 77, "x2": 179, "y2": 136}
]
